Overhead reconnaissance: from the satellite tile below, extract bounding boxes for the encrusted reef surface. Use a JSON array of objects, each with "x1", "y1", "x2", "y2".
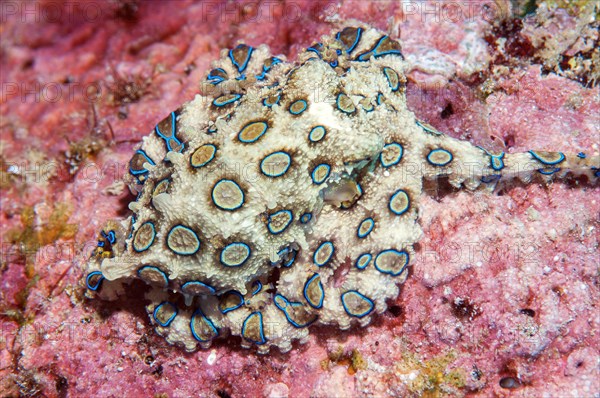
[{"x1": 1, "y1": 1, "x2": 599, "y2": 397}]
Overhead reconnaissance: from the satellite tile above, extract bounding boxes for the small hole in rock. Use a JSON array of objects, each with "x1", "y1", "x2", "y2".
[
  {"x1": 519, "y1": 308, "x2": 535, "y2": 317},
  {"x1": 441, "y1": 103, "x2": 454, "y2": 119},
  {"x1": 152, "y1": 364, "x2": 163, "y2": 377},
  {"x1": 388, "y1": 305, "x2": 402, "y2": 317},
  {"x1": 23, "y1": 58, "x2": 34, "y2": 69},
  {"x1": 217, "y1": 390, "x2": 232, "y2": 398},
  {"x1": 504, "y1": 133, "x2": 515, "y2": 148},
  {"x1": 499, "y1": 376, "x2": 520, "y2": 389}
]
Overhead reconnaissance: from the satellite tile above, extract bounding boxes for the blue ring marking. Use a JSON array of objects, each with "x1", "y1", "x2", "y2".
[
  {"x1": 371, "y1": 35, "x2": 403, "y2": 58},
  {"x1": 306, "y1": 43, "x2": 323, "y2": 58},
  {"x1": 376, "y1": 93, "x2": 384, "y2": 105},
  {"x1": 311, "y1": 163, "x2": 331, "y2": 185},
  {"x1": 528, "y1": 150, "x2": 566, "y2": 165},
  {"x1": 238, "y1": 121, "x2": 268, "y2": 143},
  {"x1": 300, "y1": 212, "x2": 312, "y2": 224},
  {"x1": 101, "y1": 230, "x2": 116, "y2": 244},
  {"x1": 336, "y1": 93, "x2": 355, "y2": 114},
  {"x1": 283, "y1": 248, "x2": 297, "y2": 268},
  {"x1": 207, "y1": 68, "x2": 227, "y2": 84},
  {"x1": 477, "y1": 146, "x2": 505, "y2": 172},
  {"x1": 153, "y1": 302, "x2": 177, "y2": 327},
  {"x1": 211, "y1": 179, "x2": 245, "y2": 211},
  {"x1": 490, "y1": 153, "x2": 505, "y2": 171},
  {"x1": 303, "y1": 273, "x2": 324, "y2": 309},
  {"x1": 389, "y1": 189, "x2": 410, "y2": 216},
  {"x1": 97, "y1": 241, "x2": 105, "y2": 247},
  {"x1": 127, "y1": 214, "x2": 136, "y2": 240},
  {"x1": 357, "y1": 217, "x2": 375, "y2": 238},
  {"x1": 313, "y1": 241, "x2": 334, "y2": 267},
  {"x1": 190, "y1": 309, "x2": 219, "y2": 342},
  {"x1": 355, "y1": 253, "x2": 372, "y2": 270},
  {"x1": 341, "y1": 291, "x2": 374, "y2": 318},
  {"x1": 129, "y1": 149, "x2": 156, "y2": 176},
  {"x1": 262, "y1": 94, "x2": 281, "y2": 107},
  {"x1": 154, "y1": 111, "x2": 183, "y2": 153},
  {"x1": 329, "y1": 59, "x2": 338, "y2": 68},
  {"x1": 308, "y1": 126, "x2": 326, "y2": 143},
  {"x1": 272, "y1": 247, "x2": 289, "y2": 266},
  {"x1": 242, "y1": 312, "x2": 266, "y2": 345},
  {"x1": 336, "y1": 27, "x2": 363, "y2": 53},
  {"x1": 273, "y1": 295, "x2": 298, "y2": 327},
  {"x1": 190, "y1": 144, "x2": 217, "y2": 168},
  {"x1": 426, "y1": 148, "x2": 453, "y2": 167},
  {"x1": 267, "y1": 209, "x2": 293, "y2": 235},
  {"x1": 481, "y1": 175, "x2": 501, "y2": 183},
  {"x1": 137, "y1": 265, "x2": 168, "y2": 287},
  {"x1": 277, "y1": 247, "x2": 298, "y2": 268},
  {"x1": 416, "y1": 120, "x2": 443, "y2": 136},
  {"x1": 592, "y1": 167, "x2": 600, "y2": 178},
  {"x1": 260, "y1": 151, "x2": 291, "y2": 178},
  {"x1": 256, "y1": 58, "x2": 281, "y2": 80},
  {"x1": 220, "y1": 242, "x2": 251, "y2": 267},
  {"x1": 383, "y1": 67, "x2": 400, "y2": 91},
  {"x1": 380, "y1": 142, "x2": 404, "y2": 168},
  {"x1": 252, "y1": 280, "x2": 263, "y2": 296},
  {"x1": 85, "y1": 271, "x2": 104, "y2": 291},
  {"x1": 289, "y1": 99, "x2": 308, "y2": 115},
  {"x1": 133, "y1": 221, "x2": 156, "y2": 252},
  {"x1": 538, "y1": 167, "x2": 561, "y2": 175},
  {"x1": 273, "y1": 294, "x2": 316, "y2": 328},
  {"x1": 363, "y1": 101, "x2": 374, "y2": 112},
  {"x1": 264, "y1": 57, "x2": 281, "y2": 72},
  {"x1": 182, "y1": 281, "x2": 216, "y2": 295},
  {"x1": 229, "y1": 44, "x2": 254, "y2": 73},
  {"x1": 219, "y1": 290, "x2": 244, "y2": 314},
  {"x1": 374, "y1": 249, "x2": 410, "y2": 277},
  {"x1": 235, "y1": 74, "x2": 246, "y2": 81},
  {"x1": 577, "y1": 152, "x2": 586, "y2": 159},
  {"x1": 212, "y1": 93, "x2": 242, "y2": 107},
  {"x1": 272, "y1": 247, "x2": 297, "y2": 267},
  {"x1": 166, "y1": 225, "x2": 200, "y2": 256},
  {"x1": 152, "y1": 178, "x2": 170, "y2": 198}
]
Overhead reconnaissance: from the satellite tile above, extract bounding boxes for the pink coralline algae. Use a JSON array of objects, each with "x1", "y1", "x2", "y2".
[{"x1": 1, "y1": 1, "x2": 599, "y2": 397}]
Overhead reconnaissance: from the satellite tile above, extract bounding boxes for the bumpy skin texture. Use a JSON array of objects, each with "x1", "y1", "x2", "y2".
[{"x1": 85, "y1": 24, "x2": 599, "y2": 354}]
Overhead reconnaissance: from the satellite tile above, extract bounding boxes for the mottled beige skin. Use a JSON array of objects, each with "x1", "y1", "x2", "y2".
[{"x1": 85, "y1": 24, "x2": 599, "y2": 354}]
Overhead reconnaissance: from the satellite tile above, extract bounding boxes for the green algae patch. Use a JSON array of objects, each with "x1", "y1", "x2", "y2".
[
  {"x1": 6, "y1": 202, "x2": 78, "y2": 276},
  {"x1": 2, "y1": 202, "x2": 78, "y2": 326},
  {"x1": 394, "y1": 351, "x2": 466, "y2": 398},
  {"x1": 321, "y1": 345, "x2": 368, "y2": 375},
  {"x1": 542, "y1": 0, "x2": 598, "y2": 16}
]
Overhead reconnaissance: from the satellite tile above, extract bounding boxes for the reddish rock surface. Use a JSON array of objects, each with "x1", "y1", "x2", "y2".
[{"x1": 1, "y1": 1, "x2": 598, "y2": 397}]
